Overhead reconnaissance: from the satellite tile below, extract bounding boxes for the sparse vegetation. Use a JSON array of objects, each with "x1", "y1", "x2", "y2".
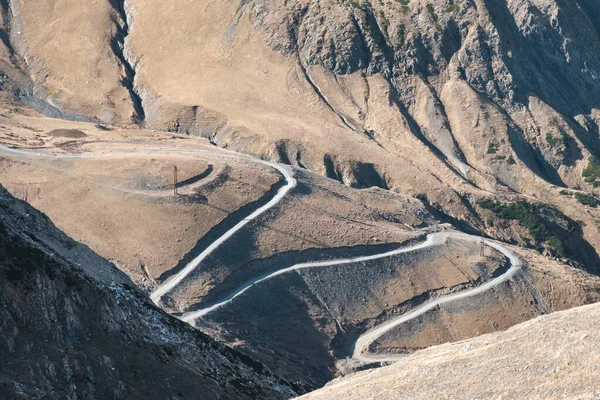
[
  {"x1": 575, "y1": 192, "x2": 598, "y2": 208},
  {"x1": 487, "y1": 143, "x2": 499, "y2": 154},
  {"x1": 397, "y1": 23, "x2": 406, "y2": 47},
  {"x1": 546, "y1": 236, "x2": 566, "y2": 258},
  {"x1": 545, "y1": 133, "x2": 564, "y2": 148},
  {"x1": 477, "y1": 199, "x2": 569, "y2": 258},
  {"x1": 425, "y1": 3, "x2": 441, "y2": 30},
  {"x1": 582, "y1": 156, "x2": 600, "y2": 184},
  {"x1": 378, "y1": 11, "x2": 391, "y2": 43},
  {"x1": 447, "y1": 3, "x2": 460, "y2": 13}
]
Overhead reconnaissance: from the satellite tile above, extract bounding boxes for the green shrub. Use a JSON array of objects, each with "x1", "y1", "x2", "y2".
[
  {"x1": 487, "y1": 143, "x2": 498, "y2": 154},
  {"x1": 498, "y1": 201, "x2": 551, "y2": 241},
  {"x1": 425, "y1": 3, "x2": 441, "y2": 30},
  {"x1": 507, "y1": 155, "x2": 516, "y2": 165},
  {"x1": 447, "y1": 4, "x2": 460, "y2": 13},
  {"x1": 575, "y1": 192, "x2": 598, "y2": 207},
  {"x1": 477, "y1": 198, "x2": 501, "y2": 211},
  {"x1": 547, "y1": 236, "x2": 566, "y2": 258},
  {"x1": 582, "y1": 156, "x2": 600, "y2": 183},
  {"x1": 545, "y1": 133, "x2": 564, "y2": 148},
  {"x1": 397, "y1": 23, "x2": 406, "y2": 46},
  {"x1": 476, "y1": 199, "x2": 566, "y2": 255}
]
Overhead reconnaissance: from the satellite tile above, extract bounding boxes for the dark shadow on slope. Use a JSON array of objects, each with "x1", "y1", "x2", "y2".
[
  {"x1": 507, "y1": 125, "x2": 566, "y2": 187},
  {"x1": 176, "y1": 165, "x2": 214, "y2": 188},
  {"x1": 181, "y1": 232, "x2": 414, "y2": 310},
  {"x1": 415, "y1": 193, "x2": 482, "y2": 236},
  {"x1": 203, "y1": 272, "x2": 337, "y2": 391},
  {"x1": 156, "y1": 177, "x2": 287, "y2": 283}
]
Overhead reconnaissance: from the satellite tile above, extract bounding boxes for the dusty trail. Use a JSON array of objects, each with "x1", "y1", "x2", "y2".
[
  {"x1": 150, "y1": 161, "x2": 296, "y2": 303},
  {"x1": 179, "y1": 230, "x2": 522, "y2": 363},
  {"x1": 0, "y1": 143, "x2": 297, "y2": 304},
  {"x1": 0, "y1": 143, "x2": 524, "y2": 363},
  {"x1": 352, "y1": 231, "x2": 523, "y2": 363}
]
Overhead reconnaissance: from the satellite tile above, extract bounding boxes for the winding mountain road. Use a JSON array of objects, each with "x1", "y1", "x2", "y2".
[
  {"x1": 150, "y1": 161, "x2": 296, "y2": 303},
  {"x1": 0, "y1": 142, "x2": 524, "y2": 363},
  {"x1": 0, "y1": 143, "x2": 297, "y2": 303},
  {"x1": 352, "y1": 232, "x2": 523, "y2": 362}
]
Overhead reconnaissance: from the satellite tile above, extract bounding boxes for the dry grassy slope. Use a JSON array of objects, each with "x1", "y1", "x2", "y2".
[
  {"x1": 8, "y1": 0, "x2": 134, "y2": 123},
  {"x1": 1, "y1": 105, "x2": 600, "y2": 391},
  {"x1": 3, "y1": 0, "x2": 599, "y2": 270},
  {"x1": 0, "y1": 110, "x2": 437, "y2": 295},
  {"x1": 373, "y1": 262, "x2": 600, "y2": 355},
  {"x1": 299, "y1": 302, "x2": 600, "y2": 400},
  {"x1": 122, "y1": 0, "x2": 473, "y2": 218},
  {"x1": 0, "y1": 117, "x2": 282, "y2": 288},
  {"x1": 198, "y1": 238, "x2": 508, "y2": 384},
  {"x1": 198, "y1": 236, "x2": 600, "y2": 387}
]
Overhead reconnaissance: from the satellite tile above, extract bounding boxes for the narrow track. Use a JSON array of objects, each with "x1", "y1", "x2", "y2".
[{"x1": 0, "y1": 143, "x2": 524, "y2": 363}]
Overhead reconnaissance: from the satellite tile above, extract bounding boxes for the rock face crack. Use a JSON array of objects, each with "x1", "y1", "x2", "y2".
[
  {"x1": 0, "y1": 0, "x2": 18, "y2": 63},
  {"x1": 109, "y1": 0, "x2": 145, "y2": 125}
]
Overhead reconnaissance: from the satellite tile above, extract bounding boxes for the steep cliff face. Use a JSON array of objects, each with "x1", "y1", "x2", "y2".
[{"x1": 0, "y1": 185, "x2": 296, "y2": 399}]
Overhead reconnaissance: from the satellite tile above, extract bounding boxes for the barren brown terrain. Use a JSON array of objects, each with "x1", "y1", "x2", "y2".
[
  {"x1": 0, "y1": 0, "x2": 599, "y2": 397},
  {"x1": 1, "y1": 102, "x2": 599, "y2": 389}
]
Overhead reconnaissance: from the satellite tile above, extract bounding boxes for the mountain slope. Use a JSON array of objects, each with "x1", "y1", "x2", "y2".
[
  {"x1": 0, "y1": 0, "x2": 599, "y2": 395},
  {"x1": 1, "y1": 0, "x2": 599, "y2": 272},
  {"x1": 299, "y1": 302, "x2": 600, "y2": 400},
  {"x1": 2, "y1": 107, "x2": 600, "y2": 390},
  {"x1": 0, "y1": 184, "x2": 296, "y2": 399}
]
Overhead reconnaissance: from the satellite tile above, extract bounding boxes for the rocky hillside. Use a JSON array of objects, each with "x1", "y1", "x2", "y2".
[
  {"x1": 0, "y1": 184, "x2": 296, "y2": 399},
  {"x1": 299, "y1": 302, "x2": 600, "y2": 400}
]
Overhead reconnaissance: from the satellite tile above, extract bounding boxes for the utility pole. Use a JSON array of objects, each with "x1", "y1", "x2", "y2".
[
  {"x1": 480, "y1": 237, "x2": 485, "y2": 257},
  {"x1": 173, "y1": 165, "x2": 178, "y2": 196}
]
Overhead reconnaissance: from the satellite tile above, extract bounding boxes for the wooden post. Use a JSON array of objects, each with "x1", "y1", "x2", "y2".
[{"x1": 173, "y1": 165, "x2": 178, "y2": 196}]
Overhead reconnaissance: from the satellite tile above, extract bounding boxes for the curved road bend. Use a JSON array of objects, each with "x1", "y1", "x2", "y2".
[
  {"x1": 0, "y1": 144, "x2": 524, "y2": 363},
  {"x1": 180, "y1": 230, "x2": 523, "y2": 363},
  {"x1": 0, "y1": 144, "x2": 297, "y2": 304},
  {"x1": 352, "y1": 231, "x2": 523, "y2": 362}
]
